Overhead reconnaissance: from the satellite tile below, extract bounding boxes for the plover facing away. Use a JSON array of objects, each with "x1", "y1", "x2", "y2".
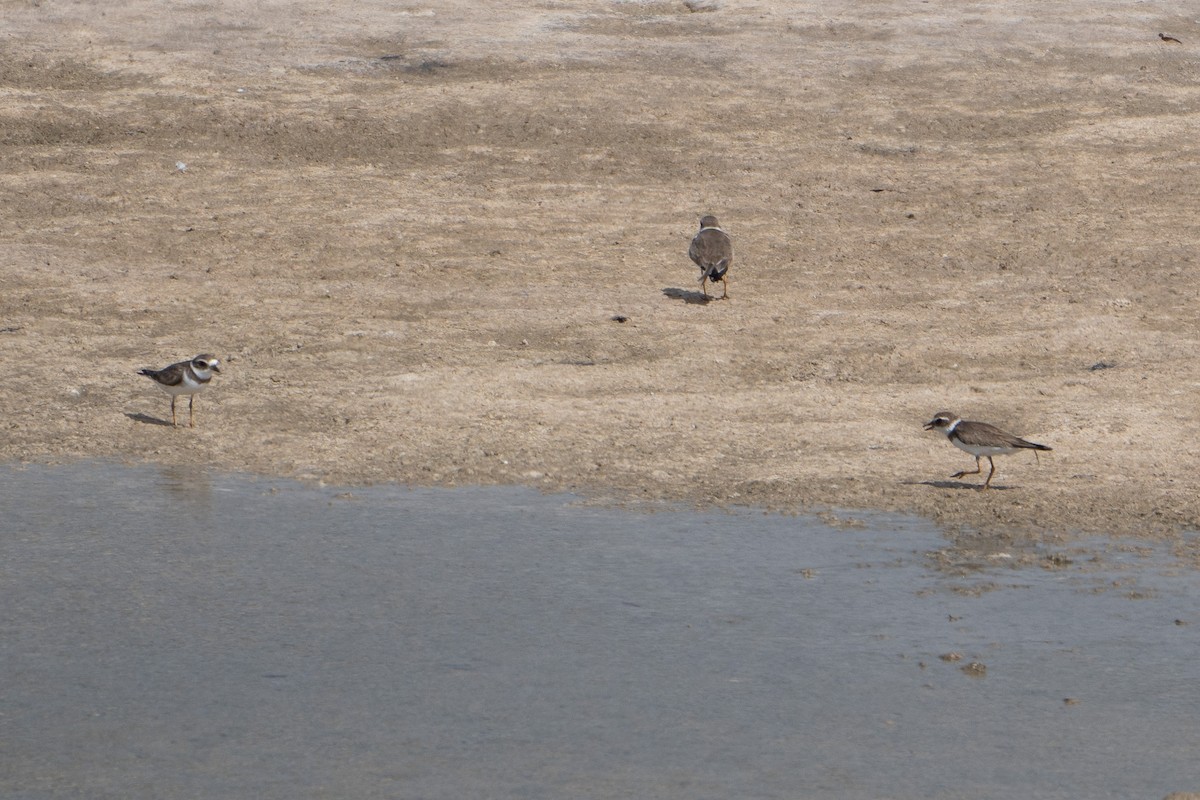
[
  {"x1": 923, "y1": 411, "x2": 1051, "y2": 490},
  {"x1": 689, "y1": 215, "x2": 733, "y2": 300},
  {"x1": 138, "y1": 354, "x2": 222, "y2": 427}
]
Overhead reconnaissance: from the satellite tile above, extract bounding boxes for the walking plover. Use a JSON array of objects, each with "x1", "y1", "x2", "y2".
[
  {"x1": 689, "y1": 215, "x2": 733, "y2": 300},
  {"x1": 923, "y1": 411, "x2": 1051, "y2": 490}
]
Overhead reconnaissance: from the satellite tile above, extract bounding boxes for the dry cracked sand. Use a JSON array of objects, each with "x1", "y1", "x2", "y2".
[{"x1": 3, "y1": 0, "x2": 1200, "y2": 548}]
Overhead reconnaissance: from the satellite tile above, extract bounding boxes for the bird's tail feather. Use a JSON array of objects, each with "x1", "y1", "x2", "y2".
[{"x1": 699, "y1": 259, "x2": 729, "y2": 283}]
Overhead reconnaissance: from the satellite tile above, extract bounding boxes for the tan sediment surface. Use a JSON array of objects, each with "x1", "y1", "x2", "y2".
[{"x1": 2, "y1": 0, "x2": 1199, "y2": 537}]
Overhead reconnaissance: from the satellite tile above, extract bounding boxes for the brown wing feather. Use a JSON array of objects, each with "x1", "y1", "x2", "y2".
[
  {"x1": 139, "y1": 362, "x2": 186, "y2": 387},
  {"x1": 957, "y1": 420, "x2": 1051, "y2": 451},
  {"x1": 689, "y1": 228, "x2": 733, "y2": 273}
]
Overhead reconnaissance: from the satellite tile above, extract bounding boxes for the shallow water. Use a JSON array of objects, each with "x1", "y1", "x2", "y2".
[{"x1": 1, "y1": 462, "x2": 1197, "y2": 800}]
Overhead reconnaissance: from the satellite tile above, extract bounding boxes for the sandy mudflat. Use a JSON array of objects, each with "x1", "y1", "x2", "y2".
[{"x1": 2, "y1": 0, "x2": 1200, "y2": 538}]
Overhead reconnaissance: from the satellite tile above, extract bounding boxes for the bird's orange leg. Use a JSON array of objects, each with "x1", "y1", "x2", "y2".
[
  {"x1": 720, "y1": 275, "x2": 729, "y2": 299},
  {"x1": 170, "y1": 396, "x2": 178, "y2": 427},
  {"x1": 981, "y1": 457, "x2": 997, "y2": 490},
  {"x1": 952, "y1": 456, "x2": 982, "y2": 480}
]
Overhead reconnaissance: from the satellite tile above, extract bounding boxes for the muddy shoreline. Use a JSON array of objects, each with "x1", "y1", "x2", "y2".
[{"x1": 3, "y1": 1, "x2": 1200, "y2": 540}]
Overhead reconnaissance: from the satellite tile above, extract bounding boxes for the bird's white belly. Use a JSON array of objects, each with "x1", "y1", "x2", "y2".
[
  {"x1": 951, "y1": 439, "x2": 1017, "y2": 457},
  {"x1": 159, "y1": 376, "x2": 204, "y2": 397}
]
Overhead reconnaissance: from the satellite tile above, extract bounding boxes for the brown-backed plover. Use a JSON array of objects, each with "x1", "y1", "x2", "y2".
[
  {"x1": 923, "y1": 411, "x2": 1051, "y2": 490},
  {"x1": 138, "y1": 354, "x2": 222, "y2": 427}
]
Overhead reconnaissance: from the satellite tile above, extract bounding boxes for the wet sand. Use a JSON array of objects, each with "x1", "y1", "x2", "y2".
[{"x1": 2, "y1": 1, "x2": 1200, "y2": 538}]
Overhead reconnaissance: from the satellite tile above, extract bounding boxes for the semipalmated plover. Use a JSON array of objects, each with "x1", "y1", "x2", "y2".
[
  {"x1": 689, "y1": 215, "x2": 733, "y2": 300},
  {"x1": 923, "y1": 411, "x2": 1051, "y2": 490},
  {"x1": 138, "y1": 354, "x2": 222, "y2": 427}
]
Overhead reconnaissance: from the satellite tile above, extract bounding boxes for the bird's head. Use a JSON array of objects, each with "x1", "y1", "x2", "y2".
[
  {"x1": 923, "y1": 411, "x2": 959, "y2": 434},
  {"x1": 192, "y1": 354, "x2": 222, "y2": 375}
]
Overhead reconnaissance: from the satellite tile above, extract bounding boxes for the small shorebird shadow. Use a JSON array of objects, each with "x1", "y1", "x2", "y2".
[
  {"x1": 125, "y1": 411, "x2": 174, "y2": 427},
  {"x1": 906, "y1": 479, "x2": 1015, "y2": 492},
  {"x1": 662, "y1": 287, "x2": 712, "y2": 305}
]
